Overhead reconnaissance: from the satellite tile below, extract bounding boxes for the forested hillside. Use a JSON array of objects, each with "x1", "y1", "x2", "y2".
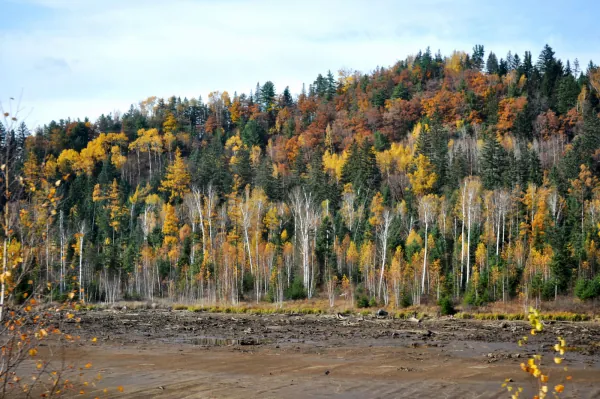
[{"x1": 3, "y1": 44, "x2": 600, "y2": 309}]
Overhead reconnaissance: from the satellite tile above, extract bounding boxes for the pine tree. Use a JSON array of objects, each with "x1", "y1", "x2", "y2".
[
  {"x1": 521, "y1": 51, "x2": 533, "y2": 78},
  {"x1": 231, "y1": 147, "x2": 253, "y2": 190},
  {"x1": 326, "y1": 70, "x2": 336, "y2": 100},
  {"x1": 316, "y1": 216, "x2": 336, "y2": 284},
  {"x1": 471, "y1": 44, "x2": 485, "y2": 71},
  {"x1": 486, "y1": 52, "x2": 499, "y2": 74},
  {"x1": 391, "y1": 82, "x2": 410, "y2": 100},
  {"x1": 557, "y1": 74, "x2": 580, "y2": 114},
  {"x1": 254, "y1": 156, "x2": 277, "y2": 200},
  {"x1": 282, "y1": 86, "x2": 293, "y2": 107},
  {"x1": 449, "y1": 146, "x2": 468, "y2": 189},
  {"x1": 241, "y1": 119, "x2": 265, "y2": 148},
  {"x1": 537, "y1": 44, "x2": 563, "y2": 110},
  {"x1": 260, "y1": 81, "x2": 276, "y2": 111},
  {"x1": 480, "y1": 134, "x2": 507, "y2": 190},
  {"x1": 528, "y1": 149, "x2": 543, "y2": 186}
]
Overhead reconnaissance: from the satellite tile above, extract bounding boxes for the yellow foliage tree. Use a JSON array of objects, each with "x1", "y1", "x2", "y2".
[
  {"x1": 408, "y1": 154, "x2": 437, "y2": 196},
  {"x1": 160, "y1": 148, "x2": 191, "y2": 203},
  {"x1": 322, "y1": 150, "x2": 348, "y2": 182}
]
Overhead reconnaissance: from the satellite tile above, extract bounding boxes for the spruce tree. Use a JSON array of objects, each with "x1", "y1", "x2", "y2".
[
  {"x1": 471, "y1": 44, "x2": 485, "y2": 71},
  {"x1": 480, "y1": 134, "x2": 507, "y2": 190},
  {"x1": 486, "y1": 52, "x2": 499, "y2": 74}
]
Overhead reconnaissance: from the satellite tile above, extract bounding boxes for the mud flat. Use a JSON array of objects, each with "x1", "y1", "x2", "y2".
[{"x1": 54, "y1": 310, "x2": 600, "y2": 398}]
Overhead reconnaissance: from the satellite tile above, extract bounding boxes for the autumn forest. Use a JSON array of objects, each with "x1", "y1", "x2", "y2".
[{"x1": 3, "y1": 44, "x2": 600, "y2": 310}]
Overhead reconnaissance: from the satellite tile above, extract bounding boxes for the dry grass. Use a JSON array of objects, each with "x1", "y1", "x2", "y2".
[{"x1": 79, "y1": 297, "x2": 600, "y2": 322}]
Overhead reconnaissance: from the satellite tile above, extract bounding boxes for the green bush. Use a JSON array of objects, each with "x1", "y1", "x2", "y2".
[
  {"x1": 575, "y1": 277, "x2": 600, "y2": 301},
  {"x1": 242, "y1": 272, "x2": 254, "y2": 294},
  {"x1": 541, "y1": 279, "x2": 557, "y2": 301},
  {"x1": 439, "y1": 296, "x2": 455, "y2": 316},
  {"x1": 356, "y1": 295, "x2": 370, "y2": 308},
  {"x1": 285, "y1": 278, "x2": 307, "y2": 300},
  {"x1": 401, "y1": 292, "x2": 412, "y2": 308},
  {"x1": 123, "y1": 291, "x2": 142, "y2": 301},
  {"x1": 368, "y1": 297, "x2": 378, "y2": 308}
]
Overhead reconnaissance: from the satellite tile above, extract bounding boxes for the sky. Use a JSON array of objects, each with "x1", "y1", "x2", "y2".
[{"x1": 1, "y1": 0, "x2": 599, "y2": 128}]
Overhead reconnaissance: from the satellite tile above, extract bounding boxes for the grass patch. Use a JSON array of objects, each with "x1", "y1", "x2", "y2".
[{"x1": 454, "y1": 311, "x2": 591, "y2": 322}]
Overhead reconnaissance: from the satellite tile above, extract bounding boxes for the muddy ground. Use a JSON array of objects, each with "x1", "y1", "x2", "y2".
[{"x1": 44, "y1": 310, "x2": 600, "y2": 398}]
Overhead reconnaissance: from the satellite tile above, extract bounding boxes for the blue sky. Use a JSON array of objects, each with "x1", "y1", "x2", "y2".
[{"x1": 1, "y1": 0, "x2": 599, "y2": 128}]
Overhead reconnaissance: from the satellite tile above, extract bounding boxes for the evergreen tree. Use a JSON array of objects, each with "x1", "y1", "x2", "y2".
[
  {"x1": 480, "y1": 134, "x2": 507, "y2": 190},
  {"x1": 537, "y1": 44, "x2": 563, "y2": 110},
  {"x1": 449, "y1": 146, "x2": 468, "y2": 188},
  {"x1": 241, "y1": 119, "x2": 266, "y2": 147},
  {"x1": 471, "y1": 44, "x2": 485, "y2": 71},
  {"x1": 325, "y1": 70, "x2": 336, "y2": 100},
  {"x1": 391, "y1": 82, "x2": 410, "y2": 100},
  {"x1": 374, "y1": 131, "x2": 390, "y2": 151},
  {"x1": 557, "y1": 73, "x2": 580, "y2": 114},
  {"x1": 560, "y1": 110, "x2": 600, "y2": 179},
  {"x1": 231, "y1": 147, "x2": 253, "y2": 189},
  {"x1": 528, "y1": 149, "x2": 543, "y2": 186},
  {"x1": 315, "y1": 215, "x2": 336, "y2": 284},
  {"x1": 521, "y1": 51, "x2": 534, "y2": 78},
  {"x1": 341, "y1": 141, "x2": 380, "y2": 202},
  {"x1": 260, "y1": 81, "x2": 276, "y2": 111},
  {"x1": 254, "y1": 156, "x2": 278, "y2": 200},
  {"x1": 282, "y1": 86, "x2": 293, "y2": 107},
  {"x1": 292, "y1": 147, "x2": 307, "y2": 185},
  {"x1": 498, "y1": 58, "x2": 508, "y2": 77},
  {"x1": 486, "y1": 52, "x2": 499, "y2": 74}
]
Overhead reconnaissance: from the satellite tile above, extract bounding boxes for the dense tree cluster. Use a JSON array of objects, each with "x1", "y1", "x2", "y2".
[{"x1": 3, "y1": 44, "x2": 600, "y2": 308}]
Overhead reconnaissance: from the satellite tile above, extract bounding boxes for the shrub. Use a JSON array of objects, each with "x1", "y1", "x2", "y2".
[
  {"x1": 356, "y1": 295, "x2": 370, "y2": 308},
  {"x1": 285, "y1": 278, "x2": 307, "y2": 300},
  {"x1": 575, "y1": 277, "x2": 600, "y2": 301},
  {"x1": 401, "y1": 291, "x2": 412, "y2": 308},
  {"x1": 439, "y1": 296, "x2": 456, "y2": 316},
  {"x1": 242, "y1": 272, "x2": 254, "y2": 294}
]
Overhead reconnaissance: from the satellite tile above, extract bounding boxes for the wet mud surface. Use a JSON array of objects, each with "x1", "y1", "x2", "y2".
[{"x1": 57, "y1": 310, "x2": 600, "y2": 398}]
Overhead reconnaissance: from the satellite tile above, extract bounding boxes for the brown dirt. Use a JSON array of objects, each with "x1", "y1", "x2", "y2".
[{"x1": 33, "y1": 310, "x2": 600, "y2": 398}]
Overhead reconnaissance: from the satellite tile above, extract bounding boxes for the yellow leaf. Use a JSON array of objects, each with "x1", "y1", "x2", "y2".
[
  {"x1": 117, "y1": 386, "x2": 124, "y2": 392},
  {"x1": 85, "y1": 363, "x2": 92, "y2": 369},
  {"x1": 555, "y1": 384, "x2": 564, "y2": 393},
  {"x1": 554, "y1": 357, "x2": 563, "y2": 364},
  {"x1": 535, "y1": 321, "x2": 542, "y2": 331},
  {"x1": 91, "y1": 337, "x2": 97, "y2": 343}
]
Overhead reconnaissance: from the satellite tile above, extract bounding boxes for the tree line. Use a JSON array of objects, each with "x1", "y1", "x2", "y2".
[{"x1": 2, "y1": 44, "x2": 600, "y2": 309}]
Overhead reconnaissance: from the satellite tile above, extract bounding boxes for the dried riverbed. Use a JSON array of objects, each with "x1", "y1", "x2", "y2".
[{"x1": 47, "y1": 309, "x2": 600, "y2": 398}]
